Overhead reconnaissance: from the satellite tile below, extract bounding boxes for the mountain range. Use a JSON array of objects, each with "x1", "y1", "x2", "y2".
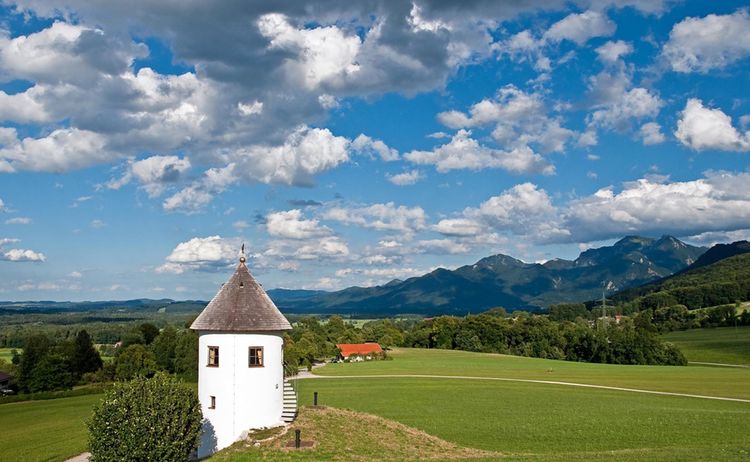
[
  {"x1": 272, "y1": 235, "x2": 706, "y2": 316},
  {"x1": 0, "y1": 235, "x2": 715, "y2": 317}
]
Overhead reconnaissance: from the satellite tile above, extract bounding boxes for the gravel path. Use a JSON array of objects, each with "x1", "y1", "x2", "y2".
[
  {"x1": 689, "y1": 361, "x2": 750, "y2": 368},
  {"x1": 63, "y1": 452, "x2": 90, "y2": 462}
]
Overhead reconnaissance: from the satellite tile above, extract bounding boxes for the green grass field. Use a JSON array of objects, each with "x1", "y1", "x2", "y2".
[
  {"x1": 662, "y1": 326, "x2": 750, "y2": 366},
  {"x1": 292, "y1": 377, "x2": 749, "y2": 461},
  {"x1": 316, "y1": 347, "x2": 750, "y2": 399},
  {"x1": 0, "y1": 394, "x2": 101, "y2": 462},
  {"x1": 286, "y1": 348, "x2": 750, "y2": 460},
  {"x1": 3, "y1": 347, "x2": 750, "y2": 461},
  {"x1": 0, "y1": 348, "x2": 19, "y2": 363}
]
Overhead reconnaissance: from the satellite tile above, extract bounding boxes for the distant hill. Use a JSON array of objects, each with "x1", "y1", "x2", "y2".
[
  {"x1": 612, "y1": 243, "x2": 750, "y2": 309},
  {"x1": 274, "y1": 235, "x2": 705, "y2": 316},
  {"x1": 678, "y1": 240, "x2": 750, "y2": 272},
  {"x1": 266, "y1": 288, "x2": 328, "y2": 302},
  {"x1": 0, "y1": 299, "x2": 207, "y2": 314}
]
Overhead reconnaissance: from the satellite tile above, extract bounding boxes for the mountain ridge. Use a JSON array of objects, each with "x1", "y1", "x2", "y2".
[
  {"x1": 611, "y1": 240, "x2": 750, "y2": 306},
  {"x1": 274, "y1": 235, "x2": 706, "y2": 316},
  {"x1": 0, "y1": 235, "x2": 716, "y2": 316}
]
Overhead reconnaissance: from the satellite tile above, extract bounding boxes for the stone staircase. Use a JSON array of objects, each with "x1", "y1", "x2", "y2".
[{"x1": 281, "y1": 379, "x2": 297, "y2": 423}]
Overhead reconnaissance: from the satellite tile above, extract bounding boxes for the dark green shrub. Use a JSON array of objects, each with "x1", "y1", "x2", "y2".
[
  {"x1": 71, "y1": 330, "x2": 103, "y2": 379},
  {"x1": 114, "y1": 344, "x2": 157, "y2": 381},
  {"x1": 88, "y1": 373, "x2": 202, "y2": 462}
]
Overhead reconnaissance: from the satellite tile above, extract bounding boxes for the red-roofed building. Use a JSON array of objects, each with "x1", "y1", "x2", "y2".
[{"x1": 336, "y1": 343, "x2": 383, "y2": 360}]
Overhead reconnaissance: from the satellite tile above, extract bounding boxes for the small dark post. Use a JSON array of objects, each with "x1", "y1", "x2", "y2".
[
  {"x1": 295, "y1": 429, "x2": 301, "y2": 449},
  {"x1": 313, "y1": 391, "x2": 318, "y2": 407}
]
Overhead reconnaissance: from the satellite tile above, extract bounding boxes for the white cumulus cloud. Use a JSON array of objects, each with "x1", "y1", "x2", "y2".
[
  {"x1": 675, "y1": 99, "x2": 750, "y2": 151},
  {"x1": 351, "y1": 134, "x2": 399, "y2": 162},
  {"x1": 387, "y1": 170, "x2": 423, "y2": 186},
  {"x1": 596, "y1": 40, "x2": 633, "y2": 64},
  {"x1": 563, "y1": 171, "x2": 750, "y2": 242},
  {"x1": 0, "y1": 238, "x2": 46, "y2": 262},
  {"x1": 639, "y1": 122, "x2": 666, "y2": 145},
  {"x1": 266, "y1": 209, "x2": 333, "y2": 240},
  {"x1": 437, "y1": 85, "x2": 574, "y2": 154},
  {"x1": 107, "y1": 155, "x2": 192, "y2": 197},
  {"x1": 157, "y1": 235, "x2": 242, "y2": 273},
  {"x1": 405, "y1": 130, "x2": 555, "y2": 175},
  {"x1": 323, "y1": 202, "x2": 427, "y2": 235},
  {"x1": 544, "y1": 10, "x2": 616, "y2": 45},
  {"x1": 662, "y1": 9, "x2": 750, "y2": 73},
  {"x1": 2, "y1": 249, "x2": 46, "y2": 262}
]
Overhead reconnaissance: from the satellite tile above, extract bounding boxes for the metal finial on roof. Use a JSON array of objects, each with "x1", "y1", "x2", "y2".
[{"x1": 240, "y1": 243, "x2": 246, "y2": 263}]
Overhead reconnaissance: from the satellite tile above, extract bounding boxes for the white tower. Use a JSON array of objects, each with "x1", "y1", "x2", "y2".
[{"x1": 190, "y1": 248, "x2": 293, "y2": 458}]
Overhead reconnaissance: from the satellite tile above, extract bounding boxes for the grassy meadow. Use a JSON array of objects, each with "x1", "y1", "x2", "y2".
[
  {"x1": 662, "y1": 326, "x2": 750, "y2": 366},
  {"x1": 290, "y1": 377, "x2": 749, "y2": 461},
  {"x1": 2, "y1": 345, "x2": 750, "y2": 461},
  {"x1": 315, "y1": 347, "x2": 750, "y2": 400},
  {"x1": 0, "y1": 348, "x2": 19, "y2": 363},
  {"x1": 0, "y1": 394, "x2": 101, "y2": 462}
]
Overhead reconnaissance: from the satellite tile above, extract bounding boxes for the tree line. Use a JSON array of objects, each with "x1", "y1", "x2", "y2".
[
  {"x1": 611, "y1": 253, "x2": 750, "y2": 313},
  {"x1": 0, "y1": 305, "x2": 699, "y2": 394},
  {"x1": 283, "y1": 310, "x2": 686, "y2": 367},
  {"x1": 1, "y1": 322, "x2": 197, "y2": 394},
  {"x1": 549, "y1": 300, "x2": 750, "y2": 333}
]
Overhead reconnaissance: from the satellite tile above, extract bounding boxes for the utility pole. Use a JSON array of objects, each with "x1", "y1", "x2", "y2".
[{"x1": 601, "y1": 282, "x2": 607, "y2": 330}]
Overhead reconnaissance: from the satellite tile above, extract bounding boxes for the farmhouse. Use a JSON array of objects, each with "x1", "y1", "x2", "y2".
[
  {"x1": 336, "y1": 343, "x2": 383, "y2": 360},
  {"x1": 191, "y1": 247, "x2": 294, "y2": 458}
]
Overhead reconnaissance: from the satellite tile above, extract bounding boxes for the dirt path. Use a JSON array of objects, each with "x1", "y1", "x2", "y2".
[
  {"x1": 689, "y1": 361, "x2": 750, "y2": 368},
  {"x1": 63, "y1": 452, "x2": 89, "y2": 462},
  {"x1": 300, "y1": 373, "x2": 750, "y2": 403}
]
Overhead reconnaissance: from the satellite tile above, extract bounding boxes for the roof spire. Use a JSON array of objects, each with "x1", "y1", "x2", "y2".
[{"x1": 240, "y1": 243, "x2": 246, "y2": 264}]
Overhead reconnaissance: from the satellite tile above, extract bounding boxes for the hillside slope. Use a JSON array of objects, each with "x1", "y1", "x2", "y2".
[
  {"x1": 612, "y1": 252, "x2": 750, "y2": 309},
  {"x1": 677, "y1": 240, "x2": 750, "y2": 272}
]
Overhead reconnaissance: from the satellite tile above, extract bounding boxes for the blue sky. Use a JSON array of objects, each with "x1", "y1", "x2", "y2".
[{"x1": 1, "y1": 0, "x2": 750, "y2": 301}]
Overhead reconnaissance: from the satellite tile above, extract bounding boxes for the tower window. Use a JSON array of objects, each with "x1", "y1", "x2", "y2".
[
  {"x1": 207, "y1": 346, "x2": 219, "y2": 367},
  {"x1": 248, "y1": 346, "x2": 264, "y2": 367},
  {"x1": 209, "y1": 396, "x2": 216, "y2": 409}
]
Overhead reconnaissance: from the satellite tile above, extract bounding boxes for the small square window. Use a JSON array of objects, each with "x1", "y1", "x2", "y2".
[
  {"x1": 207, "y1": 346, "x2": 219, "y2": 367},
  {"x1": 248, "y1": 346, "x2": 264, "y2": 367},
  {"x1": 209, "y1": 396, "x2": 216, "y2": 409}
]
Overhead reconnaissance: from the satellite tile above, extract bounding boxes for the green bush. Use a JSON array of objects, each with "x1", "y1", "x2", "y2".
[
  {"x1": 114, "y1": 344, "x2": 157, "y2": 381},
  {"x1": 88, "y1": 373, "x2": 202, "y2": 462}
]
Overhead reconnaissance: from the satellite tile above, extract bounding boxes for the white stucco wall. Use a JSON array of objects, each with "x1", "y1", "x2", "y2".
[{"x1": 196, "y1": 331, "x2": 285, "y2": 458}]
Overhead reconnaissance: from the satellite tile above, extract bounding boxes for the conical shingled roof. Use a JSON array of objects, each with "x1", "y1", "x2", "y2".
[{"x1": 190, "y1": 260, "x2": 292, "y2": 332}]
